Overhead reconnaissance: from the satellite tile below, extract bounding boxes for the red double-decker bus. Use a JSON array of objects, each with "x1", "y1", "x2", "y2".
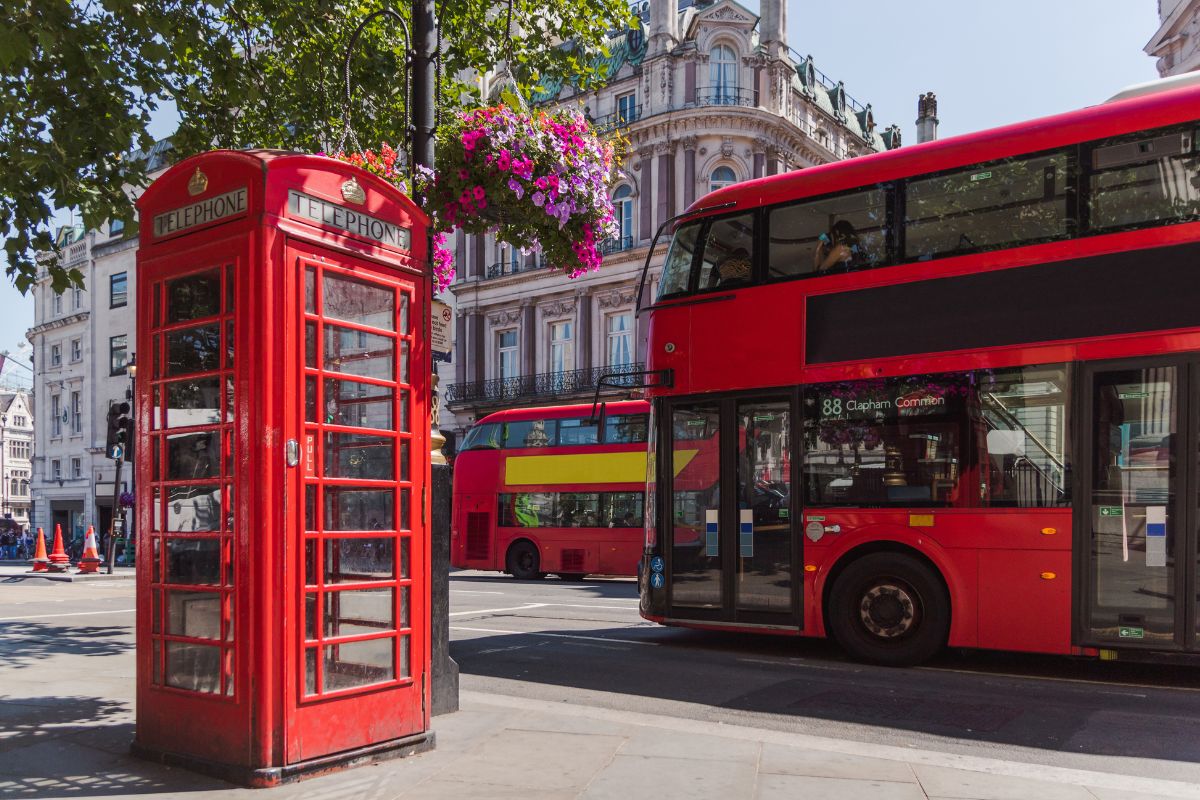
[
  {"x1": 451, "y1": 400, "x2": 650, "y2": 579},
  {"x1": 637, "y1": 78, "x2": 1200, "y2": 665}
]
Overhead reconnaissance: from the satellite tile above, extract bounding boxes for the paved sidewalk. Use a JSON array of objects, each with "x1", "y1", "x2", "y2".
[
  {"x1": 0, "y1": 564, "x2": 135, "y2": 581},
  {"x1": 2, "y1": 687, "x2": 1199, "y2": 798}
]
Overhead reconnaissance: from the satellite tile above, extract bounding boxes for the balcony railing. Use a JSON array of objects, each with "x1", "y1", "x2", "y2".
[
  {"x1": 446, "y1": 361, "x2": 645, "y2": 405},
  {"x1": 485, "y1": 260, "x2": 537, "y2": 279},
  {"x1": 591, "y1": 106, "x2": 643, "y2": 133},
  {"x1": 599, "y1": 235, "x2": 635, "y2": 255},
  {"x1": 694, "y1": 87, "x2": 756, "y2": 108}
]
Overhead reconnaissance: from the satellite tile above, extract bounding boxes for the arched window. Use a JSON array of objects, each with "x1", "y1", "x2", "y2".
[
  {"x1": 710, "y1": 44, "x2": 739, "y2": 104},
  {"x1": 9, "y1": 479, "x2": 17, "y2": 495},
  {"x1": 19, "y1": 480, "x2": 28, "y2": 496},
  {"x1": 709, "y1": 166, "x2": 737, "y2": 194},
  {"x1": 613, "y1": 185, "x2": 634, "y2": 248}
]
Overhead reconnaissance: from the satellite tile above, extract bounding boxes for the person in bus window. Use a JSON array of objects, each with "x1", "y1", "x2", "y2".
[
  {"x1": 716, "y1": 247, "x2": 752, "y2": 286},
  {"x1": 813, "y1": 220, "x2": 862, "y2": 273}
]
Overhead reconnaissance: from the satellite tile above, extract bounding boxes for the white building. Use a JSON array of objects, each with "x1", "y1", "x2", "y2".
[
  {"x1": 443, "y1": 0, "x2": 901, "y2": 443},
  {"x1": 26, "y1": 140, "x2": 169, "y2": 541},
  {"x1": 1146, "y1": 0, "x2": 1200, "y2": 76},
  {"x1": 0, "y1": 392, "x2": 33, "y2": 530}
]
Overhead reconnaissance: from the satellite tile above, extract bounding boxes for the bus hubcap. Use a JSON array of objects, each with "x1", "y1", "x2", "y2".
[{"x1": 859, "y1": 583, "x2": 917, "y2": 638}]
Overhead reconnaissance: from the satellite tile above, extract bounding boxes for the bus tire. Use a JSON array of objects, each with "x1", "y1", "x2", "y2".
[
  {"x1": 506, "y1": 541, "x2": 545, "y2": 581},
  {"x1": 827, "y1": 552, "x2": 949, "y2": 667},
  {"x1": 557, "y1": 573, "x2": 587, "y2": 581}
]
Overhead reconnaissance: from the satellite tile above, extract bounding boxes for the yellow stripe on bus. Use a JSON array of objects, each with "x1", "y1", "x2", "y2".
[{"x1": 504, "y1": 450, "x2": 698, "y2": 486}]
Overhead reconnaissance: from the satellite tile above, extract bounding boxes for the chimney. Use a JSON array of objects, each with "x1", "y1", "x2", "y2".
[
  {"x1": 759, "y1": 0, "x2": 787, "y2": 59},
  {"x1": 648, "y1": 0, "x2": 678, "y2": 56},
  {"x1": 915, "y1": 92, "x2": 939, "y2": 143}
]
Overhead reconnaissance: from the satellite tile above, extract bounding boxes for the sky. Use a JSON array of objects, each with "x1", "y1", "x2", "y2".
[{"x1": 0, "y1": 0, "x2": 1165, "y2": 385}]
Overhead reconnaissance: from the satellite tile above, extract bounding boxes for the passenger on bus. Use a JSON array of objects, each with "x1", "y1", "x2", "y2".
[
  {"x1": 716, "y1": 248, "x2": 752, "y2": 286},
  {"x1": 813, "y1": 220, "x2": 862, "y2": 273}
]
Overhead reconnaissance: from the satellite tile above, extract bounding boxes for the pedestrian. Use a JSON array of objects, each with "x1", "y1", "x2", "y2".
[{"x1": 1, "y1": 529, "x2": 14, "y2": 559}]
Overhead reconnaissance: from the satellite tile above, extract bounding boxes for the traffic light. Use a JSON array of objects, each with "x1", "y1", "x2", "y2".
[{"x1": 105, "y1": 401, "x2": 133, "y2": 462}]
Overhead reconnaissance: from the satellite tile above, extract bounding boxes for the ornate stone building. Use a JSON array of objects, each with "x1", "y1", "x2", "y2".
[
  {"x1": 1146, "y1": 0, "x2": 1200, "y2": 76},
  {"x1": 443, "y1": 0, "x2": 900, "y2": 443}
]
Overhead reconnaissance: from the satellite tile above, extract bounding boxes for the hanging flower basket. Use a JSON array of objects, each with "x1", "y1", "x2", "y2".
[
  {"x1": 423, "y1": 105, "x2": 620, "y2": 280},
  {"x1": 118, "y1": 491, "x2": 135, "y2": 509},
  {"x1": 329, "y1": 105, "x2": 620, "y2": 292}
]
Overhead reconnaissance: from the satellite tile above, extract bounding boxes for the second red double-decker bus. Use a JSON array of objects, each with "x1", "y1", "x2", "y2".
[
  {"x1": 451, "y1": 401, "x2": 649, "y2": 579},
  {"x1": 637, "y1": 77, "x2": 1200, "y2": 665}
]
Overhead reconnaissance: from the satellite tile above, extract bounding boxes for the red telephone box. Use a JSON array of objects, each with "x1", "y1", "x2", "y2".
[{"x1": 132, "y1": 151, "x2": 433, "y2": 785}]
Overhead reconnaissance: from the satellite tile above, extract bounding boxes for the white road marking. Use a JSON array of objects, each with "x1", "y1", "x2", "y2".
[
  {"x1": 0, "y1": 608, "x2": 135, "y2": 622},
  {"x1": 451, "y1": 625, "x2": 658, "y2": 646},
  {"x1": 449, "y1": 590, "x2": 505, "y2": 595},
  {"x1": 449, "y1": 603, "x2": 547, "y2": 617}
]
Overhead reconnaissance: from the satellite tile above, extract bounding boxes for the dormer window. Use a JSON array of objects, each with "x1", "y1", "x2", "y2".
[{"x1": 710, "y1": 44, "x2": 739, "y2": 104}]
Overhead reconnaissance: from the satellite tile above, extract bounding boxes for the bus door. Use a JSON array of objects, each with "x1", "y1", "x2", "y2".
[
  {"x1": 664, "y1": 395, "x2": 800, "y2": 627},
  {"x1": 1078, "y1": 356, "x2": 1200, "y2": 652}
]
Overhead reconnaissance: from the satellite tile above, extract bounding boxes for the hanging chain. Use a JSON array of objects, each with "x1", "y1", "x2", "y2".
[{"x1": 335, "y1": 7, "x2": 413, "y2": 159}]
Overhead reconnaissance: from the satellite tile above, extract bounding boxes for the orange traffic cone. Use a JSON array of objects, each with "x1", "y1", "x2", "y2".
[
  {"x1": 29, "y1": 527, "x2": 49, "y2": 573},
  {"x1": 77, "y1": 526, "x2": 102, "y2": 574},
  {"x1": 46, "y1": 524, "x2": 71, "y2": 573}
]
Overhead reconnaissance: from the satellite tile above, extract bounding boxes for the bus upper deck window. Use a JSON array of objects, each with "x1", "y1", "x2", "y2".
[{"x1": 656, "y1": 223, "x2": 701, "y2": 300}]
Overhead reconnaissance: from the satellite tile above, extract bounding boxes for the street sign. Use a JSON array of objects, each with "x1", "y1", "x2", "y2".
[
  {"x1": 431, "y1": 300, "x2": 453, "y2": 363},
  {"x1": 109, "y1": 444, "x2": 124, "y2": 460},
  {"x1": 112, "y1": 518, "x2": 125, "y2": 533}
]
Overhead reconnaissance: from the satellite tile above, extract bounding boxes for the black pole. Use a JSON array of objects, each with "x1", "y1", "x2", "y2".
[{"x1": 411, "y1": 0, "x2": 459, "y2": 717}]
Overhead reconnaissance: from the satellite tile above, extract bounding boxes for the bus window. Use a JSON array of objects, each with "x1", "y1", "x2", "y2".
[
  {"x1": 656, "y1": 222, "x2": 702, "y2": 299},
  {"x1": 605, "y1": 492, "x2": 644, "y2": 527},
  {"x1": 696, "y1": 213, "x2": 755, "y2": 291},
  {"x1": 767, "y1": 187, "x2": 888, "y2": 278},
  {"x1": 558, "y1": 418, "x2": 599, "y2": 446},
  {"x1": 802, "y1": 373, "x2": 968, "y2": 507},
  {"x1": 558, "y1": 493, "x2": 601, "y2": 527},
  {"x1": 977, "y1": 365, "x2": 1071, "y2": 508},
  {"x1": 1088, "y1": 123, "x2": 1200, "y2": 232},
  {"x1": 499, "y1": 493, "x2": 556, "y2": 527},
  {"x1": 460, "y1": 422, "x2": 500, "y2": 450},
  {"x1": 905, "y1": 150, "x2": 1069, "y2": 261},
  {"x1": 503, "y1": 419, "x2": 557, "y2": 448},
  {"x1": 605, "y1": 414, "x2": 648, "y2": 443}
]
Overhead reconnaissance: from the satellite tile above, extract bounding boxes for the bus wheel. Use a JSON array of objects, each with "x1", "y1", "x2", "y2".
[
  {"x1": 506, "y1": 541, "x2": 545, "y2": 581},
  {"x1": 827, "y1": 553, "x2": 949, "y2": 667},
  {"x1": 557, "y1": 573, "x2": 587, "y2": 581}
]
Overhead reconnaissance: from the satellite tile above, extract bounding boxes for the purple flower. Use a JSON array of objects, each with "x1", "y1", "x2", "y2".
[
  {"x1": 507, "y1": 178, "x2": 524, "y2": 199},
  {"x1": 532, "y1": 191, "x2": 545, "y2": 207}
]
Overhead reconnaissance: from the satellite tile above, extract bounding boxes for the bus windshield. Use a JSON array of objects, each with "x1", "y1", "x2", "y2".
[{"x1": 460, "y1": 422, "x2": 500, "y2": 450}]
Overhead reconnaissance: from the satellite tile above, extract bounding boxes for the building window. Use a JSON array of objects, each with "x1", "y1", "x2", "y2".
[
  {"x1": 51, "y1": 395, "x2": 61, "y2": 437},
  {"x1": 550, "y1": 321, "x2": 574, "y2": 373},
  {"x1": 110, "y1": 219, "x2": 124, "y2": 237},
  {"x1": 613, "y1": 185, "x2": 634, "y2": 247},
  {"x1": 50, "y1": 344, "x2": 61, "y2": 367},
  {"x1": 111, "y1": 272, "x2": 128, "y2": 307},
  {"x1": 73, "y1": 286, "x2": 83, "y2": 310},
  {"x1": 53, "y1": 293, "x2": 62, "y2": 316},
  {"x1": 19, "y1": 479, "x2": 28, "y2": 496},
  {"x1": 617, "y1": 91, "x2": 639, "y2": 123},
  {"x1": 71, "y1": 457, "x2": 82, "y2": 479},
  {"x1": 607, "y1": 313, "x2": 634, "y2": 368},
  {"x1": 710, "y1": 43, "x2": 739, "y2": 104},
  {"x1": 709, "y1": 166, "x2": 737, "y2": 194},
  {"x1": 71, "y1": 338, "x2": 82, "y2": 362},
  {"x1": 52, "y1": 460, "x2": 62, "y2": 481},
  {"x1": 71, "y1": 391, "x2": 82, "y2": 434},
  {"x1": 14, "y1": 415, "x2": 25, "y2": 428},
  {"x1": 110, "y1": 334, "x2": 128, "y2": 376},
  {"x1": 498, "y1": 329, "x2": 519, "y2": 381}
]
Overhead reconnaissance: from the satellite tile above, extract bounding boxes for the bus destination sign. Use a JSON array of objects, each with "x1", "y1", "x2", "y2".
[
  {"x1": 288, "y1": 189, "x2": 411, "y2": 249},
  {"x1": 817, "y1": 390, "x2": 948, "y2": 420}
]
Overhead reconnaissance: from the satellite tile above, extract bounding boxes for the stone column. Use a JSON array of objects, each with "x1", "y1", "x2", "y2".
[
  {"x1": 681, "y1": 136, "x2": 697, "y2": 210},
  {"x1": 470, "y1": 311, "x2": 485, "y2": 384},
  {"x1": 471, "y1": 233, "x2": 485, "y2": 278},
  {"x1": 638, "y1": 146, "x2": 654, "y2": 241},
  {"x1": 655, "y1": 142, "x2": 675, "y2": 230},
  {"x1": 683, "y1": 60, "x2": 697, "y2": 104},
  {"x1": 521, "y1": 300, "x2": 536, "y2": 376},
  {"x1": 576, "y1": 290, "x2": 592, "y2": 371},
  {"x1": 455, "y1": 309, "x2": 468, "y2": 384}
]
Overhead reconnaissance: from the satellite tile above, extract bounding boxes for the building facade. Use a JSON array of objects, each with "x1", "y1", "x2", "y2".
[
  {"x1": 26, "y1": 141, "x2": 168, "y2": 542},
  {"x1": 1147, "y1": 0, "x2": 1200, "y2": 76},
  {"x1": 0, "y1": 392, "x2": 34, "y2": 530},
  {"x1": 443, "y1": 0, "x2": 900, "y2": 441}
]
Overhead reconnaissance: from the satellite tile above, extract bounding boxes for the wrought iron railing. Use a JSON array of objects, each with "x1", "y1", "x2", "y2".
[
  {"x1": 694, "y1": 87, "x2": 756, "y2": 108},
  {"x1": 591, "y1": 106, "x2": 643, "y2": 133},
  {"x1": 446, "y1": 361, "x2": 645, "y2": 405},
  {"x1": 485, "y1": 260, "x2": 534, "y2": 279},
  {"x1": 599, "y1": 235, "x2": 635, "y2": 255}
]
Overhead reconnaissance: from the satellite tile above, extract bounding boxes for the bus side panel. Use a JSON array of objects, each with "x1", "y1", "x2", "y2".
[
  {"x1": 451, "y1": 494, "x2": 503, "y2": 571},
  {"x1": 976, "y1": 550, "x2": 1073, "y2": 653},
  {"x1": 598, "y1": 530, "x2": 642, "y2": 575}
]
